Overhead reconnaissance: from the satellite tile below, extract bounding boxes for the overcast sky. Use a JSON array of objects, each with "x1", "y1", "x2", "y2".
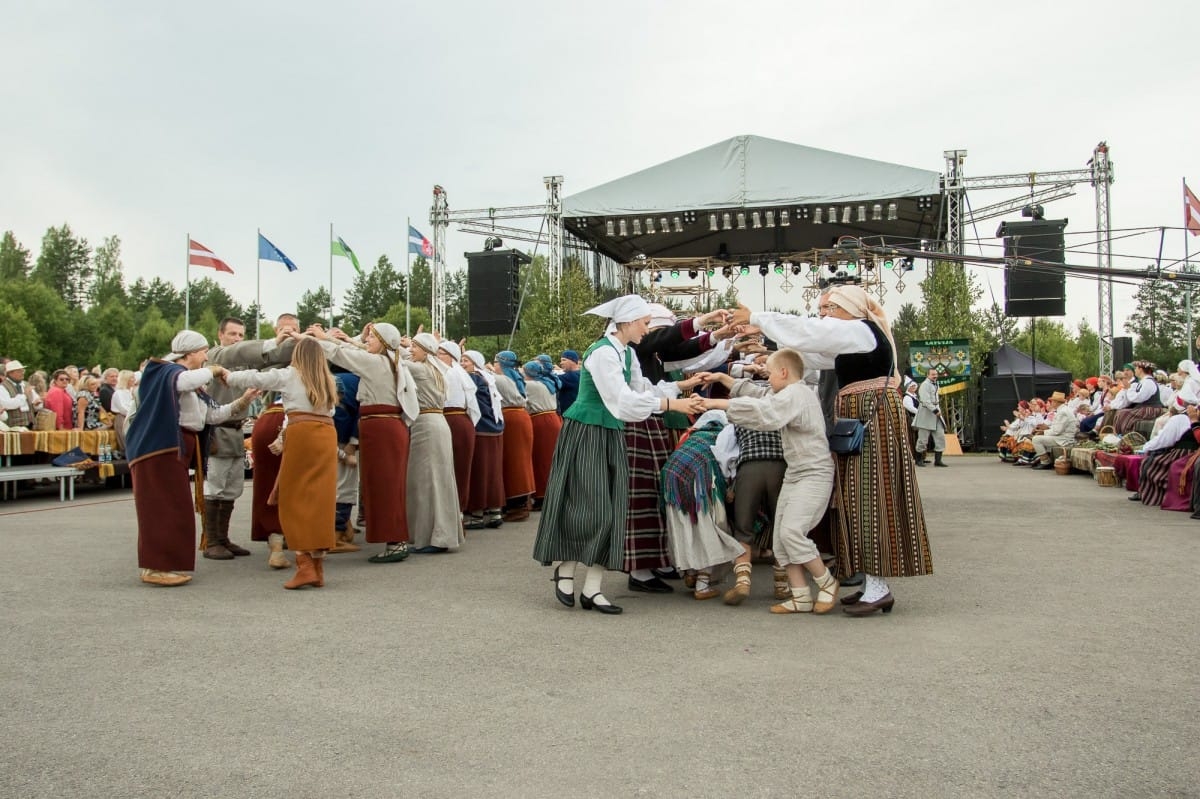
[{"x1": 3, "y1": 0, "x2": 1197, "y2": 342}]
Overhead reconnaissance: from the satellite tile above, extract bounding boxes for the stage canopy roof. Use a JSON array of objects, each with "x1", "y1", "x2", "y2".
[
  {"x1": 988, "y1": 343, "x2": 1071, "y2": 380},
  {"x1": 563, "y1": 135, "x2": 946, "y2": 264}
]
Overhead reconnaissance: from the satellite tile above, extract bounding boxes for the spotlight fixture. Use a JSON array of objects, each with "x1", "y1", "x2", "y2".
[
  {"x1": 706, "y1": 267, "x2": 715, "y2": 277},
  {"x1": 645, "y1": 218, "x2": 655, "y2": 234},
  {"x1": 709, "y1": 213, "x2": 719, "y2": 232},
  {"x1": 872, "y1": 203, "x2": 882, "y2": 221},
  {"x1": 898, "y1": 256, "x2": 915, "y2": 274},
  {"x1": 857, "y1": 205, "x2": 866, "y2": 223},
  {"x1": 682, "y1": 211, "x2": 697, "y2": 224},
  {"x1": 841, "y1": 207, "x2": 852, "y2": 225},
  {"x1": 886, "y1": 202, "x2": 898, "y2": 221},
  {"x1": 765, "y1": 210, "x2": 775, "y2": 228},
  {"x1": 673, "y1": 216, "x2": 683, "y2": 233},
  {"x1": 736, "y1": 212, "x2": 746, "y2": 230},
  {"x1": 660, "y1": 217, "x2": 669, "y2": 233},
  {"x1": 651, "y1": 270, "x2": 662, "y2": 283},
  {"x1": 883, "y1": 258, "x2": 894, "y2": 270},
  {"x1": 1021, "y1": 203, "x2": 1045, "y2": 220},
  {"x1": 751, "y1": 211, "x2": 762, "y2": 229},
  {"x1": 670, "y1": 268, "x2": 680, "y2": 278},
  {"x1": 687, "y1": 269, "x2": 698, "y2": 279},
  {"x1": 632, "y1": 219, "x2": 642, "y2": 235},
  {"x1": 864, "y1": 258, "x2": 876, "y2": 272},
  {"x1": 773, "y1": 262, "x2": 784, "y2": 275},
  {"x1": 791, "y1": 264, "x2": 803, "y2": 276},
  {"x1": 828, "y1": 207, "x2": 837, "y2": 224},
  {"x1": 780, "y1": 210, "x2": 790, "y2": 227},
  {"x1": 605, "y1": 220, "x2": 615, "y2": 236},
  {"x1": 846, "y1": 260, "x2": 857, "y2": 272},
  {"x1": 828, "y1": 262, "x2": 838, "y2": 274},
  {"x1": 722, "y1": 212, "x2": 732, "y2": 230},
  {"x1": 619, "y1": 220, "x2": 628, "y2": 236},
  {"x1": 917, "y1": 196, "x2": 934, "y2": 212},
  {"x1": 798, "y1": 207, "x2": 810, "y2": 220},
  {"x1": 722, "y1": 265, "x2": 733, "y2": 278},
  {"x1": 483, "y1": 236, "x2": 503, "y2": 251},
  {"x1": 758, "y1": 264, "x2": 769, "y2": 277},
  {"x1": 813, "y1": 207, "x2": 823, "y2": 224},
  {"x1": 739, "y1": 265, "x2": 750, "y2": 276}
]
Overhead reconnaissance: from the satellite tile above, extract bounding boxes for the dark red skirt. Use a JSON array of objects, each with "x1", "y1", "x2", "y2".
[
  {"x1": 468, "y1": 432, "x2": 504, "y2": 512},
  {"x1": 132, "y1": 432, "x2": 198, "y2": 572},
  {"x1": 445, "y1": 410, "x2": 476, "y2": 512},
  {"x1": 250, "y1": 407, "x2": 285, "y2": 542},
  {"x1": 622, "y1": 416, "x2": 672, "y2": 572},
  {"x1": 530, "y1": 410, "x2": 562, "y2": 500},
  {"x1": 501, "y1": 407, "x2": 535, "y2": 501},
  {"x1": 359, "y1": 405, "x2": 411, "y2": 544}
]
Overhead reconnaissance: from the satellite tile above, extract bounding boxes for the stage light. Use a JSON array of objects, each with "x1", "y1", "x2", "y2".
[
  {"x1": 791, "y1": 264, "x2": 803, "y2": 276},
  {"x1": 898, "y1": 256, "x2": 914, "y2": 274},
  {"x1": 809, "y1": 262, "x2": 820, "y2": 273},
  {"x1": 758, "y1": 264, "x2": 769, "y2": 277},
  {"x1": 798, "y1": 207, "x2": 810, "y2": 220},
  {"x1": 605, "y1": 220, "x2": 615, "y2": 236},
  {"x1": 780, "y1": 210, "x2": 790, "y2": 227},
  {"x1": 773, "y1": 262, "x2": 784, "y2": 275},
  {"x1": 660, "y1": 217, "x2": 669, "y2": 233},
  {"x1": 828, "y1": 207, "x2": 837, "y2": 224},
  {"x1": 645, "y1": 218, "x2": 655, "y2": 234},
  {"x1": 846, "y1": 260, "x2": 857, "y2": 272},
  {"x1": 872, "y1": 203, "x2": 882, "y2": 221},
  {"x1": 483, "y1": 236, "x2": 503, "y2": 251},
  {"x1": 918, "y1": 197, "x2": 934, "y2": 211},
  {"x1": 673, "y1": 216, "x2": 683, "y2": 233},
  {"x1": 842, "y1": 207, "x2": 852, "y2": 225},
  {"x1": 864, "y1": 258, "x2": 875, "y2": 272},
  {"x1": 651, "y1": 270, "x2": 662, "y2": 283},
  {"x1": 670, "y1": 268, "x2": 680, "y2": 278},
  {"x1": 706, "y1": 267, "x2": 715, "y2": 277},
  {"x1": 883, "y1": 258, "x2": 894, "y2": 270},
  {"x1": 736, "y1": 212, "x2": 746, "y2": 230},
  {"x1": 683, "y1": 211, "x2": 697, "y2": 224},
  {"x1": 709, "y1": 214, "x2": 718, "y2": 232},
  {"x1": 752, "y1": 211, "x2": 762, "y2": 229},
  {"x1": 722, "y1": 265, "x2": 733, "y2": 278},
  {"x1": 813, "y1": 208, "x2": 823, "y2": 224},
  {"x1": 722, "y1": 212, "x2": 732, "y2": 230},
  {"x1": 740, "y1": 265, "x2": 750, "y2": 276},
  {"x1": 886, "y1": 202, "x2": 898, "y2": 221},
  {"x1": 632, "y1": 219, "x2": 642, "y2": 235},
  {"x1": 828, "y1": 262, "x2": 838, "y2": 274},
  {"x1": 688, "y1": 269, "x2": 698, "y2": 279},
  {"x1": 857, "y1": 205, "x2": 866, "y2": 223},
  {"x1": 619, "y1": 220, "x2": 628, "y2": 236},
  {"x1": 765, "y1": 210, "x2": 775, "y2": 228}
]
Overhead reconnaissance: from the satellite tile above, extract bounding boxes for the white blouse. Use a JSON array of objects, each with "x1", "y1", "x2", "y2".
[
  {"x1": 582, "y1": 334, "x2": 667, "y2": 423},
  {"x1": 177, "y1": 369, "x2": 236, "y2": 432},
  {"x1": 749, "y1": 312, "x2": 878, "y2": 371},
  {"x1": 226, "y1": 367, "x2": 332, "y2": 415}
]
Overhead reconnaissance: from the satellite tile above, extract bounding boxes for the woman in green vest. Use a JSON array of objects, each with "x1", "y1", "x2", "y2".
[{"x1": 532, "y1": 295, "x2": 706, "y2": 614}]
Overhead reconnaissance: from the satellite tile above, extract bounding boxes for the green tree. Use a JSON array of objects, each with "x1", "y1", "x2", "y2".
[
  {"x1": 1125, "y1": 277, "x2": 1189, "y2": 368},
  {"x1": 31, "y1": 224, "x2": 92, "y2": 309},
  {"x1": 409, "y1": 256, "x2": 432, "y2": 310},
  {"x1": 128, "y1": 308, "x2": 175, "y2": 365},
  {"x1": 129, "y1": 277, "x2": 184, "y2": 326},
  {"x1": 87, "y1": 299, "x2": 136, "y2": 360},
  {"x1": 1011, "y1": 319, "x2": 1086, "y2": 378},
  {"x1": 0, "y1": 280, "x2": 72, "y2": 367},
  {"x1": 443, "y1": 269, "x2": 469, "y2": 340},
  {"x1": 890, "y1": 302, "x2": 924, "y2": 373},
  {"x1": 340, "y1": 254, "x2": 406, "y2": 330},
  {"x1": 976, "y1": 301, "x2": 1020, "y2": 355},
  {"x1": 919, "y1": 260, "x2": 984, "y2": 340},
  {"x1": 89, "y1": 235, "x2": 127, "y2": 306},
  {"x1": 0, "y1": 300, "x2": 43, "y2": 365},
  {"x1": 297, "y1": 286, "x2": 333, "y2": 328},
  {"x1": 185, "y1": 277, "x2": 244, "y2": 328},
  {"x1": 0, "y1": 231, "x2": 31, "y2": 282}
]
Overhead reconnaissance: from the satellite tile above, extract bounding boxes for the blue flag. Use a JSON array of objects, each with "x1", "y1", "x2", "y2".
[
  {"x1": 258, "y1": 233, "x2": 298, "y2": 272},
  {"x1": 408, "y1": 225, "x2": 433, "y2": 258}
]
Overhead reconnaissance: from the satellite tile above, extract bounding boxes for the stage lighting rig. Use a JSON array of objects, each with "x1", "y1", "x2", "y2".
[{"x1": 758, "y1": 264, "x2": 769, "y2": 277}]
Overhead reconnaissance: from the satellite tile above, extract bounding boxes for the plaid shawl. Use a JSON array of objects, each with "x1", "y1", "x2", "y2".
[{"x1": 660, "y1": 422, "x2": 727, "y2": 523}]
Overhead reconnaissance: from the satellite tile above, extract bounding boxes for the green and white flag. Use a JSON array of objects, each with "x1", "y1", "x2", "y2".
[{"x1": 331, "y1": 236, "x2": 362, "y2": 275}]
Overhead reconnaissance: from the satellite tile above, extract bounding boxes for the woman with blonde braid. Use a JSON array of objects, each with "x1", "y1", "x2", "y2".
[
  {"x1": 403, "y1": 332, "x2": 463, "y2": 553},
  {"x1": 225, "y1": 335, "x2": 339, "y2": 589},
  {"x1": 310, "y1": 322, "x2": 418, "y2": 563},
  {"x1": 731, "y1": 285, "x2": 933, "y2": 615}
]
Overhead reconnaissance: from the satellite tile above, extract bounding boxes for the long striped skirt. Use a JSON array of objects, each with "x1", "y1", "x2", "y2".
[
  {"x1": 276, "y1": 414, "x2": 337, "y2": 552},
  {"x1": 1138, "y1": 445, "x2": 1197, "y2": 507},
  {"x1": 468, "y1": 432, "x2": 504, "y2": 513},
  {"x1": 501, "y1": 407, "x2": 535, "y2": 502},
  {"x1": 532, "y1": 419, "x2": 627, "y2": 570},
  {"x1": 530, "y1": 410, "x2": 563, "y2": 500},
  {"x1": 132, "y1": 432, "x2": 198, "y2": 572},
  {"x1": 445, "y1": 410, "x2": 476, "y2": 513},
  {"x1": 249, "y1": 407, "x2": 285, "y2": 541},
  {"x1": 358, "y1": 405, "x2": 410, "y2": 544},
  {"x1": 1113, "y1": 405, "x2": 1162, "y2": 434},
  {"x1": 622, "y1": 416, "x2": 672, "y2": 572},
  {"x1": 832, "y1": 378, "x2": 933, "y2": 578},
  {"x1": 1163, "y1": 453, "x2": 1200, "y2": 511}
]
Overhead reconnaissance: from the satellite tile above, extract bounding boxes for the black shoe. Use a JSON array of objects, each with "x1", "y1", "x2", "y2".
[
  {"x1": 628, "y1": 574, "x2": 674, "y2": 593},
  {"x1": 580, "y1": 593, "x2": 622, "y2": 614},
  {"x1": 464, "y1": 516, "x2": 486, "y2": 530},
  {"x1": 1190, "y1": 510, "x2": 1200, "y2": 520},
  {"x1": 411, "y1": 546, "x2": 448, "y2": 554},
  {"x1": 652, "y1": 567, "x2": 681, "y2": 580},
  {"x1": 841, "y1": 572, "x2": 865, "y2": 587},
  {"x1": 551, "y1": 565, "x2": 574, "y2": 608},
  {"x1": 1128, "y1": 493, "x2": 1142, "y2": 501}
]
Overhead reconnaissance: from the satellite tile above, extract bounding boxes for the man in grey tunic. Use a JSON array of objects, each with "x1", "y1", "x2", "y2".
[{"x1": 913, "y1": 367, "x2": 947, "y2": 468}]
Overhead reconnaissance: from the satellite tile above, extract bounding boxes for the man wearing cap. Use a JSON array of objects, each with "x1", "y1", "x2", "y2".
[
  {"x1": 125, "y1": 331, "x2": 258, "y2": 586},
  {"x1": 557, "y1": 350, "x2": 581, "y2": 415},
  {"x1": 1028, "y1": 391, "x2": 1079, "y2": 469},
  {"x1": 913, "y1": 367, "x2": 947, "y2": 467},
  {"x1": 0, "y1": 360, "x2": 41, "y2": 430},
  {"x1": 202, "y1": 316, "x2": 297, "y2": 561}
]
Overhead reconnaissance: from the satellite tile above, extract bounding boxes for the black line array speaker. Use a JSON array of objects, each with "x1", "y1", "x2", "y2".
[
  {"x1": 466, "y1": 249, "x2": 532, "y2": 336},
  {"x1": 998, "y1": 218, "x2": 1067, "y2": 317},
  {"x1": 1112, "y1": 336, "x2": 1133, "y2": 369}
]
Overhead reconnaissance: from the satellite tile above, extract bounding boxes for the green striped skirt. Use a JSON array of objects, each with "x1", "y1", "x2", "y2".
[{"x1": 532, "y1": 418, "x2": 628, "y2": 570}]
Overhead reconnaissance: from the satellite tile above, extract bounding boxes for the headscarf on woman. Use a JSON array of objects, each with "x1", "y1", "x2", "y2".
[
  {"x1": 524, "y1": 361, "x2": 557, "y2": 395},
  {"x1": 535, "y1": 353, "x2": 561, "y2": 392},
  {"x1": 496, "y1": 350, "x2": 526, "y2": 397},
  {"x1": 825, "y1": 284, "x2": 898, "y2": 376}
]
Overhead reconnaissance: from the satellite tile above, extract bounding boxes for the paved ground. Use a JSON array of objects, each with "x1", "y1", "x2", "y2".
[{"x1": 0, "y1": 455, "x2": 1197, "y2": 798}]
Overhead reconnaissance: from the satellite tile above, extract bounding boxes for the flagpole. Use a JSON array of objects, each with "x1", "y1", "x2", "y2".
[
  {"x1": 1187, "y1": 178, "x2": 1194, "y2": 363},
  {"x1": 329, "y1": 223, "x2": 334, "y2": 328},
  {"x1": 185, "y1": 233, "x2": 191, "y2": 329},
  {"x1": 255, "y1": 228, "x2": 261, "y2": 340},
  {"x1": 406, "y1": 216, "x2": 412, "y2": 336}
]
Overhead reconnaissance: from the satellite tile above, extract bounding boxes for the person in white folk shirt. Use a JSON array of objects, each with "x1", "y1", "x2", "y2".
[{"x1": 1028, "y1": 391, "x2": 1079, "y2": 470}]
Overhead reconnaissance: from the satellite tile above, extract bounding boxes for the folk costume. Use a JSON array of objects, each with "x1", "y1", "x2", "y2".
[
  {"x1": 524, "y1": 361, "x2": 562, "y2": 507},
  {"x1": 913, "y1": 373, "x2": 947, "y2": 467},
  {"x1": 404, "y1": 334, "x2": 464, "y2": 553},
  {"x1": 438, "y1": 340, "x2": 480, "y2": 518},
  {"x1": 464, "y1": 350, "x2": 506, "y2": 529},
  {"x1": 495, "y1": 351, "x2": 535, "y2": 520}
]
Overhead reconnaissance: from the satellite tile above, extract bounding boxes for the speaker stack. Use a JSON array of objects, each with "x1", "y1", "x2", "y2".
[
  {"x1": 998, "y1": 218, "x2": 1067, "y2": 317},
  {"x1": 466, "y1": 249, "x2": 532, "y2": 336}
]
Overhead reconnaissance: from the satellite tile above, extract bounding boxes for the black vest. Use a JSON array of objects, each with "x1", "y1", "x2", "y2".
[{"x1": 833, "y1": 321, "x2": 892, "y2": 388}]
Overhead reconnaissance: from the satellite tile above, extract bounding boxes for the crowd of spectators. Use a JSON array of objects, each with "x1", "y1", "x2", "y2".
[{"x1": 0, "y1": 355, "x2": 139, "y2": 435}]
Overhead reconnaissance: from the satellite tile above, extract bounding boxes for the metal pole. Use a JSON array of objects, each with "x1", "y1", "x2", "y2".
[
  {"x1": 1187, "y1": 179, "x2": 1194, "y2": 363},
  {"x1": 255, "y1": 228, "x2": 260, "y2": 339},
  {"x1": 328, "y1": 223, "x2": 334, "y2": 328},
  {"x1": 406, "y1": 216, "x2": 412, "y2": 336},
  {"x1": 185, "y1": 233, "x2": 190, "y2": 329}
]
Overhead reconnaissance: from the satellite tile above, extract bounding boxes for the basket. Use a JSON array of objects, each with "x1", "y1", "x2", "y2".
[
  {"x1": 1053, "y1": 457, "x2": 1072, "y2": 475},
  {"x1": 1095, "y1": 466, "x2": 1118, "y2": 487},
  {"x1": 1118, "y1": 431, "x2": 1146, "y2": 455}
]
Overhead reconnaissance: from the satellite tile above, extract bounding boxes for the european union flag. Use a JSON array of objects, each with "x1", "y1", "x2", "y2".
[{"x1": 258, "y1": 233, "x2": 298, "y2": 272}]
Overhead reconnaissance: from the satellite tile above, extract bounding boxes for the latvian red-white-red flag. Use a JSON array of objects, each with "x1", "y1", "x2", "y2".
[
  {"x1": 1186, "y1": 181, "x2": 1200, "y2": 237},
  {"x1": 189, "y1": 239, "x2": 235, "y2": 273}
]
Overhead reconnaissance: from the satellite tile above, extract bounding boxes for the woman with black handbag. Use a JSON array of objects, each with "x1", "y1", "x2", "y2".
[{"x1": 731, "y1": 285, "x2": 932, "y2": 616}]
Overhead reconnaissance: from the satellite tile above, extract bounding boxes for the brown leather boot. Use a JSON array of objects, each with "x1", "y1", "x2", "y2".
[
  {"x1": 284, "y1": 553, "x2": 320, "y2": 590},
  {"x1": 202, "y1": 501, "x2": 234, "y2": 560},
  {"x1": 312, "y1": 554, "x2": 325, "y2": 587},
  {"x1": 218, "y1": 500, "x2": 250, "y2": 556},
  {"x1": 330, "y1": 522, "x2": 361, "y2": 553}
]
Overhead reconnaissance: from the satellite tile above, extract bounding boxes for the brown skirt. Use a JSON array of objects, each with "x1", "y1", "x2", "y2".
[
  {"x1": 277, "y1": 413, "x2": 337, "y2": 552},
  {"x1": 250, "y1": 407, "x2": 285, "y2": 541},
  {"x1": 133, "y1": 431, "x2": 198, "y2": 572},
  {"x1": 530, "y1": 410, "x2": 562, "y2": 500},
  {"x1": 501, "y1": 407, "x2": 535, "y2": 501},
  {"x1": 445, "y1": 410, "x2": 476, "y2": 512},
  {"x1": 468, "y1": 432, "x2": 504, "y2": 512},
  {"x1": 359, "y1": 404, "x2": 410, "y2": 544}
]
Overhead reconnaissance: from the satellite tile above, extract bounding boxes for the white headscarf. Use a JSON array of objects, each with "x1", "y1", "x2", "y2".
[
  {"x1": 646, "y1": 303, "x2": 677, "y2": 330},
  {"x1": 164, "y1": 330, "x2": 208, "y2": 362},
  {"x1": 438, "y1": 341, "x2": 463, "y2": 361},
  {"x1": 584, "y1": 294, "x2": 652, "y2": 324},
  {"x1": 825, "y1": 285, "x2": 898, "y2": 377},
  {"x1": 465, "y1": 350, "x2": 503, "y2": 419}
]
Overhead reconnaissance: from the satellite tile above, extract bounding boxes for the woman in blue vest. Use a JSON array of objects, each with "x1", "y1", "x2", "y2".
[{"x1": 532, "y1": 295, "x2": 705, "y2": 614}]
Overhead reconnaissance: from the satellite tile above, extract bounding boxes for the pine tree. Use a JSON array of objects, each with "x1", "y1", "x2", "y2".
[
  {"x1": 31, "y1": 224, "x2": 92, "y2": 309},
  {"x1": 0, "y1": 231, "x2": 31, "y2": 281},
  {"x1": 89, "y1": 235, "x2": 127, "y2": 307},
  {"x1": 1125, "y1": 277, "x2": 1190, "y2": 368}
]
